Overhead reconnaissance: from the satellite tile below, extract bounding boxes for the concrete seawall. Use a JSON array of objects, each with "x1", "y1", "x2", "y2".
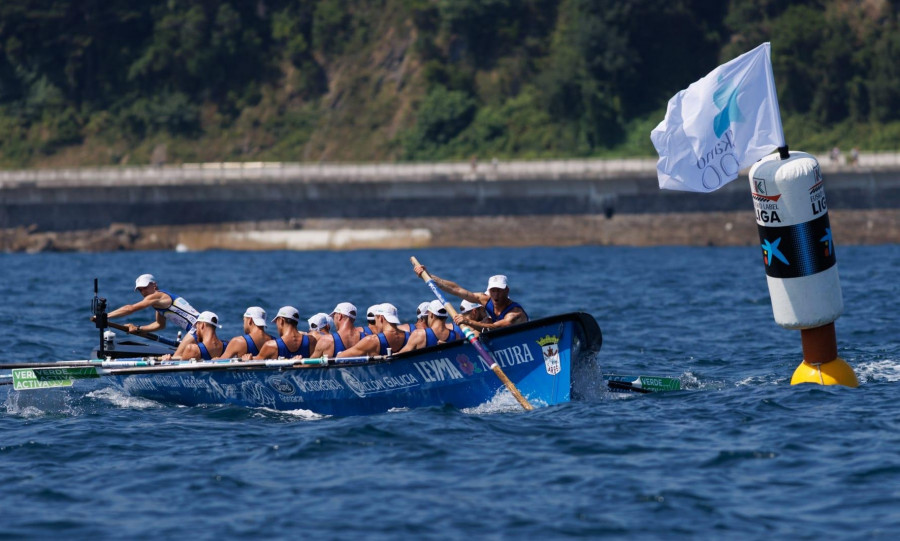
[{"x1": 1, "y1": 156, "x2": 899, "y2": 251}]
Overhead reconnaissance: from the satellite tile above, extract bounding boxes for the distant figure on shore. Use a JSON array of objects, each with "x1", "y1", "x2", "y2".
[
  {"x1": 850, "y1": 147, "x2": 859, "y2": 167},
  {"x1": 107, "y1": 273, "x2": 199, "y2": 337},
  {"x1": 830, "y1": 146, "x2": 841, "y2": 164},
  {"x1": 412, "y1": 266, "x2": 528, "y2": 331}
]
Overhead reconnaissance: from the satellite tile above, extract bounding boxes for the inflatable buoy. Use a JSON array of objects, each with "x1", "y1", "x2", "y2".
[{"x1": 748, "y1": 150, "x2": 858, "y2": 387}]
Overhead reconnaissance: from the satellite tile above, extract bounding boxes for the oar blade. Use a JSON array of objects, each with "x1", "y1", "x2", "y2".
[
  {"x1": 604, "y1": 374, "x2": 682, "y2": 393},
  {"x1": 11, "y1": 367, "x2": 100, "y2": 391}
]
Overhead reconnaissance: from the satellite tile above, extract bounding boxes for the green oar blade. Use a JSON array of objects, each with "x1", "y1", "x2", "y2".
[
  {"x1": 11, "y1": 367, "x2": 100, "y2": 390},
  {"x1": 604, "y1": 374, "x2": 682, "y2": 393}
]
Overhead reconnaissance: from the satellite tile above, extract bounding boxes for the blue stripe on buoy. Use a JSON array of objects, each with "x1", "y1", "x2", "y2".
[{"x1": 757, "y1": 213, "x2": 837, "y2": 279}]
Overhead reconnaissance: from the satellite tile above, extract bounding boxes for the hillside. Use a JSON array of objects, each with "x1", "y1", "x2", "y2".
[{"x1": 1, "y1": 0, "x2": 899, "y2": 168}]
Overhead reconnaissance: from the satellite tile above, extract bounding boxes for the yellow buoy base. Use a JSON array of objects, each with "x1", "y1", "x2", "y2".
[{"x1": 790, "y1": 357, "x2": 859, "y2": 387}]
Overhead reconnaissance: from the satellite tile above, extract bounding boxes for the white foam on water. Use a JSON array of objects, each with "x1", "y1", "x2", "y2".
[
  {"x1": 854, "y1": 359, "x2": 900, "y2": 383},
  {"x1": 86, "y1": 387, "x2": 162, "y2": 410},
  {"x1": 462, "y1": 390, "x2": 537, "y2": 415},
  {"x1": 257, "y1": 407, "x2": 329, "y2": 420}
]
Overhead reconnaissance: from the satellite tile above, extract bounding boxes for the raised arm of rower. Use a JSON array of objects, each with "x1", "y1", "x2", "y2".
[{"x1": 413, "y1": 265, "x2": 487, "y2": 304}]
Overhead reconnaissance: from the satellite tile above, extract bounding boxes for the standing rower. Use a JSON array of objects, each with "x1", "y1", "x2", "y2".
[
  {"x1": 107, "y1": 273, "x2": 199, "y2": 336},
  {"x1": 412, "y1": 266, "x2": 528, "y2": 331}
]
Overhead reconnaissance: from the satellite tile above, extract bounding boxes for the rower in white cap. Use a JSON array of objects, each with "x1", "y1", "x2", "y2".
[
  {"x1": 337, "y1": 303, "x2": 411, "y2": 358},
  {"x1": 310, "y1": 302, "x2": 365, "y2": 358},
  {"x1": 106, "y1": 273, "x2": 200, "y2": 337},
  {"x1": 253, "y1": 306, "x2": 314, "y2": 360},
  {"x1": 399, "y1": 300, "x2": 463, "y2": 353},
  {"x1": 412, "y1": 266, "x2": 528, "y2": 331},
  {"x1": 217, "y1": 306, "x2": 273, "y2": 359},
  {"x1": 162, "y1": 311, "x2": 227, "y2": 361}
]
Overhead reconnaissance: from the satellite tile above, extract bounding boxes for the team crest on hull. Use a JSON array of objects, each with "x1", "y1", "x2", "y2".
[{"x1": 537, "y1": 335, "x2": 561, "y2": 375}]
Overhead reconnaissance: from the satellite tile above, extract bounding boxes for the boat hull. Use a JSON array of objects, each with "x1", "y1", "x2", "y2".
[{"x1": 106, "y1": 313, "x2": 602, "y2": 415}]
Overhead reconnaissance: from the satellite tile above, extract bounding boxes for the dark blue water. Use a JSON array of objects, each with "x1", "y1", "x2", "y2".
[{"x1": 2, "y1": 245, "x2": 899, "y2": 538}]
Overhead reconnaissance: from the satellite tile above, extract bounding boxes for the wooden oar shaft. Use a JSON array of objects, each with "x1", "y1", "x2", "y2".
[
  {"x1": 410, "y1": 256, "x2": 534, "y2": 411},
  {"x1": 105, "y1": 321, "x2": 179, "y2": 347}
]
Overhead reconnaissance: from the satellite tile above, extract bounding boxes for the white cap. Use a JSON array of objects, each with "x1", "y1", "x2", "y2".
[
  {"x1": 196, "y1": 311, "x2": 221, "y2": 328},
  {"x1": 460, "y1": 299, "x2": 480, "y2": 314},
  {"x1": 308, "y1": 313, "x2": 330, "y2": 331},
  {"x1": 416, "y1": 301, "x2": 431, "y2": 320},
  {"x1": 325, "y1": 314, "x2": 335, "y2": 329},
  {"x1": 486, "y1": 274, "x2": 508, "y2": 291},
  {"x1": 272, "y1": 306, "x2": 300, "y2": 323},
  {"x1": 375, "y1": 303, "x2": 401, "y2": 325},
  {"x1": 366, "y1": 305, "x2": 378, "y2": 323},
  {"x1": 331, "y1": 302, "x2": 357, "y2": 319},
  {"x1": 243, "y1": 306, "x2": 267, "y2": 327},
  {"x1": 427, "y1": 299, "x2": 448, "y2": 318},
  {"x1": 134, "y1": 273, "x2": 156, "y2": 290}
]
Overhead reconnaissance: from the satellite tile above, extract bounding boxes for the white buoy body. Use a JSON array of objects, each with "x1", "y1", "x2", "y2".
[{"x1": 748, "y1": 151, "x2": 842, "y2": 330}]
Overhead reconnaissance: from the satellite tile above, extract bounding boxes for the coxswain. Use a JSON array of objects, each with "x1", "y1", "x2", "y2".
[
  {"x1": 399, "y1": 300, "x2": 463, "y2": 353},
  {"x1": 217, "y1": 306, "x2": 273, "y2": 359},
  {"x1": 254, "y1": 306, "x2": 314, "y2": 360},
  {"x1": 412, "y1": 266, "x2": 528, "y2": 331},
  {"x1": 337, "y1": 303, "x2": 410, "y2": 358},
  {"x1": 107, "y1": 273, "x2": 200, "y2": 336},
  {"x1": 161, "y1": 311, "x2": 226, "y2": 361},
  {"x1": 310, "y1": 302, "x2": 364, "y2": 357}
]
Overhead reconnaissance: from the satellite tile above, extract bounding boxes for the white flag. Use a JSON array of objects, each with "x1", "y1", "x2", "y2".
[{"x1": 650, "y1": 42, "x2": 785, "y2": 193}]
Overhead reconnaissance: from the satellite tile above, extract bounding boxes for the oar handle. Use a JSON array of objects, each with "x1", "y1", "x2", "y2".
[
  {"x1": 105, "y1": 321, "x2": 179, "y2": 347},
  {"x1": 410, "y1": 256, "x2": 534, "y2": 411}
]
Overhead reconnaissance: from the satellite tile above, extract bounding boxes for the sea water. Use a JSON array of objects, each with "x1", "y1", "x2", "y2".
[{"x1": 2, "y1": 245, "x2": 899, "y2": 538}]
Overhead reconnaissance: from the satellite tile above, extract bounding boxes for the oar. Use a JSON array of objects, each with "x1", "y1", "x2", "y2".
[
  {"x1": 6, "y1": 355, "x2": 385, "y2": 391},
  {"x1": 410, "y1": 256, "x2": 534, "y2": 411},
  {"x1": 604, "y1": 374, "x2": 682, "y2": 393},
  {"x1": 104, "y1": 321, "x2": 180, "y2": 348}
]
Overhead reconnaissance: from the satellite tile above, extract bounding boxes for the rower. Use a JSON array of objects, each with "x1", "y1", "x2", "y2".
[
  {"x1": 412, "y1": 266, "x2": 528, "y2": 331},
  {"x1": 414, "y1": 301, "x2": 431, "y2": 330},
  {"x1": 254, "y1": 306, "x2": 313, "y2": 360},
  {"x1": 460, "y1": 299, "x2": 489, "y2": 324},
  {"x1": 217, "y1": 306, "x2": 273, "y2": 359},
  {"x1": 399, "y1": 300, "x2": 463, "y2": 353},
  {"x1": 162, "y1": 311, "x2": 226, "y2": 361},
  {"x1": 362, "y1": 305, "x2": 378, "y2": 337},
  {"x1": 310, "y1": 302, "x2": 363, "y2": 357},
  {"x1": 107, "y1": 273, "x2": 200, "y2": 337},
  {"x1": 337, "y1": 303, "x2": 410, "y2": 358},
  {"x1": 307, "y1": 313, "x2": 332, "y2": 335}
]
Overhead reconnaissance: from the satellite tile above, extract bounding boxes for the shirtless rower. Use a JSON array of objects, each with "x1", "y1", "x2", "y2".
[
  {"x1": 399, "y1": 300, "x2": 463, "y2": 353},
  {"x1": 337, "y1": 303, "x2": 411, "y2": 358},
  {"x1": 162, "y1": 311, "x2": 226, "y2": 361},
  {"x1": 107, "y1": 273, "x2": 199, "y2": 336},
  {"x1": 217, "y1": 306, "x2": 273, "y2": 359},
  {"x1": 254, "y1": 306, "x2": 314, "y2": 360},
  {"x1": 310, "y1": 302, "x2": 364, "y2": 357},
  {"x1": 413, "y1": 266, "x2": 528, "y2": 331}
]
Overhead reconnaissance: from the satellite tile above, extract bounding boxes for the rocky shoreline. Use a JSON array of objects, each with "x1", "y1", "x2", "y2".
[{"x1": 3, "y1": 209, "x2": 898, "y2": 253}]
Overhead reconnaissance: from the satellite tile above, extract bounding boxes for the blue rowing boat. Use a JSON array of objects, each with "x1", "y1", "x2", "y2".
[{"x1": 103, "y1": 312, "x2": 602, "y2": 415}]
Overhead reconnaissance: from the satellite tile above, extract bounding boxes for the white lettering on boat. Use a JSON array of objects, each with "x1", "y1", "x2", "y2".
[
  {"x1": 413, "y1": 357, "x2": 464, "y2": 383},
  {"x1": 478, "y1": 343, "x2": 535, "y2": 370},
  {"x1": 293, "y1": 379, "x2": 344, "y2": 393}
]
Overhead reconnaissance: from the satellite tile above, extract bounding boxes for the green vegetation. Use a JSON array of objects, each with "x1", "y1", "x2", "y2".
[{"x1": 1, "y1": 0, "x2": 899, "y2": 167}]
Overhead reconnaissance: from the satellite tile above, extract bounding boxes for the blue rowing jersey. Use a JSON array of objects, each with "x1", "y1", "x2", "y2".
[
  {"x1": 242, "y1": 334, "x2": 260, "y2": 356},
  {"x1": 198, "y1": 339, "x2": 228, "y2": 361},
  {"x1": 332, "y1": 332, "x2": 347, "y2": 355},
  {"x1": 377, "y1": 331, "x2": 410, "y2": 356},
  {"x1": 276, "y1": 335, "x2": 310, "y2": 358},
  {"x1": 485, "y1": 299, "x2": 528, "y2": 323},
  {"x1": 424, "y1": 327, "x2": 462, "y2": 347}
]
